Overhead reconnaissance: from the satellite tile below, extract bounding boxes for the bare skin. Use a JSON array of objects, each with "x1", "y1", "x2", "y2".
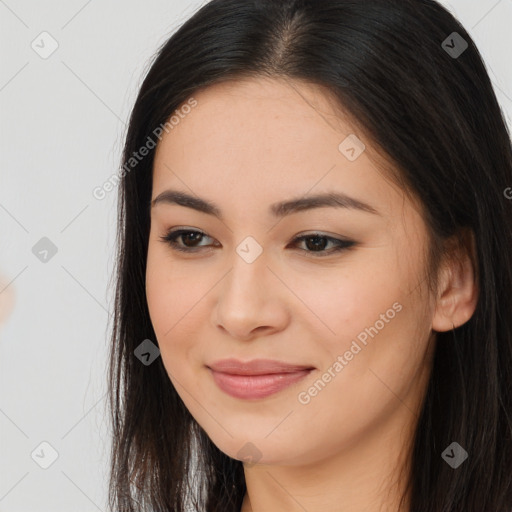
[{"x1": 145, "y1": 77, "x2": 478, "y2": 512}]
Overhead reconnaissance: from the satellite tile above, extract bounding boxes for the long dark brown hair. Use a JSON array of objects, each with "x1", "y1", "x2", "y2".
[{"x1": 106, "y1": 0, "x2": 512, "y2": 510}]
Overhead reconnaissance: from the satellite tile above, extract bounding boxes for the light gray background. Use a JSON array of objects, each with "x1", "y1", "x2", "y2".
[{"x1": 0, "y1": 1, "x2": 511, "y2": 510}]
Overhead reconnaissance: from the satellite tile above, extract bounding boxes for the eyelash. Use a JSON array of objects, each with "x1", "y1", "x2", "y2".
[{"x1": 159, "y1": 228, "x2": 356, "y2": 258}]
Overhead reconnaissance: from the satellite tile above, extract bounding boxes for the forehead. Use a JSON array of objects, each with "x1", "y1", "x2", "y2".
[
  {"x1": 151, "y1": 77, "x2": 413, "y2": 223},
  {"x1": 156, "y1": 77, "x2": 357, "y2": 163}
]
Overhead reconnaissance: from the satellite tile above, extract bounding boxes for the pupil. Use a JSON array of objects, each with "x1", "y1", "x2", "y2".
[
  {"x1": 184, "y1": 232, "x2": 201, "y2": 246},
  {"x1": 306, "y1": 235, "x2": 327, "y2": 251}
]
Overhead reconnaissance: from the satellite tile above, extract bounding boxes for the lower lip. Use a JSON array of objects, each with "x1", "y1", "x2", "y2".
[{"x1": 208, "y1": 368, "x2": 313, "y2": 399}]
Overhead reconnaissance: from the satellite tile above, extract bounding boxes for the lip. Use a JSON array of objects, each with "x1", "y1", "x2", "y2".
[
  {"x1": 207, "y1": 358, "x2": 315, "y2": 375},
  {"x1": 206, "y1": 359, "x2": 315, "y2": 400}
]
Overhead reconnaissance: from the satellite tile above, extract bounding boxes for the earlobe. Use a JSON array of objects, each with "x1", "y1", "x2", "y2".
[{"x1": 431, "y1": 230, "x2": 479, "y2": 333}]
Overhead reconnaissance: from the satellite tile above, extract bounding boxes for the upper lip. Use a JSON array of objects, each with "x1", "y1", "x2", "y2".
[{"x1": 207, "y1": 358, "x2": 315, "y2": 376}]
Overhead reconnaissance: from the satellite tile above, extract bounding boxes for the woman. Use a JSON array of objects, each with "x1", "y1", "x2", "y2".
[{"x1": 107, "y1": 0, "x2": 512, "y2": 510}]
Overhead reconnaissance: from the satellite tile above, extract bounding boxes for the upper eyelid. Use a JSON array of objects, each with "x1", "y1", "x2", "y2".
[{"x1": 164, "y1": 227, "x2": 347, "y2": 240}]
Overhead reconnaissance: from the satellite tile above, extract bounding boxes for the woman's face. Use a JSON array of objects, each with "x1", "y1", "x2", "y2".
[{"x1": 146, "y1": 77, "x2": 438, "y2": 467}]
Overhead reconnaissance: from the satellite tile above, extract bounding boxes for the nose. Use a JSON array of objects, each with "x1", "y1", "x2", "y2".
[{"x1": 212, "y1": 250, "x2": 289, "y2": 341}]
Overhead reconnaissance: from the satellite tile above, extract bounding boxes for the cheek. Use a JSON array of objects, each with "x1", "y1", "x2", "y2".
[
  {"x1": 146, "y1": 241, "x2": 197, "y2": 331},
  {"x1": 145, "y1": 245, "x2": 216, "y2": 371},
  {"x1": 290, "y1": 252, "x2": 428, "y2": 402},
  {"x1": 287, "y1": 256, "x2": 405, "y2": 356},
  {"x1": 145, "y1": 265, "x2": 193, "y2": 394},
  {"x1": 146, "y1": 246, "x2": 186, "y2": 351}
]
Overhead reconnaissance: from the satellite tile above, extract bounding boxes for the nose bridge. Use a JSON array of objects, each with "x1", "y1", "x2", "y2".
[
  {"x1": 234, "y1": 233, "x2": 266, "y2": 268},
  {"x1": 224, "y1": 236, "x2": 269, "y2": 299}
]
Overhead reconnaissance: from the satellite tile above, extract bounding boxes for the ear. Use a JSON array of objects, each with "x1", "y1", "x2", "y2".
[{"x1": 431, "y1": 229, "x2": 479, "y2": 332}]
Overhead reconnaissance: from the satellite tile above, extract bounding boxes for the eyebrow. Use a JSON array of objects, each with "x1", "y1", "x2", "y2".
[{"x1": 150, "y1": 189, "x2": 380, "y2": 219}]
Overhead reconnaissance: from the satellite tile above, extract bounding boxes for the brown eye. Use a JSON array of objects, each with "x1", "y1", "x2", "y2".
[
  {"x1": 288, "y1": 234, "x2": 356, "y2": 257},
  {"x1": 160, "y1": 229, "x2": 217, "y2": 253},
  {"x1": 159, "y1": 229, "x2": 356, "y2": 257}
]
